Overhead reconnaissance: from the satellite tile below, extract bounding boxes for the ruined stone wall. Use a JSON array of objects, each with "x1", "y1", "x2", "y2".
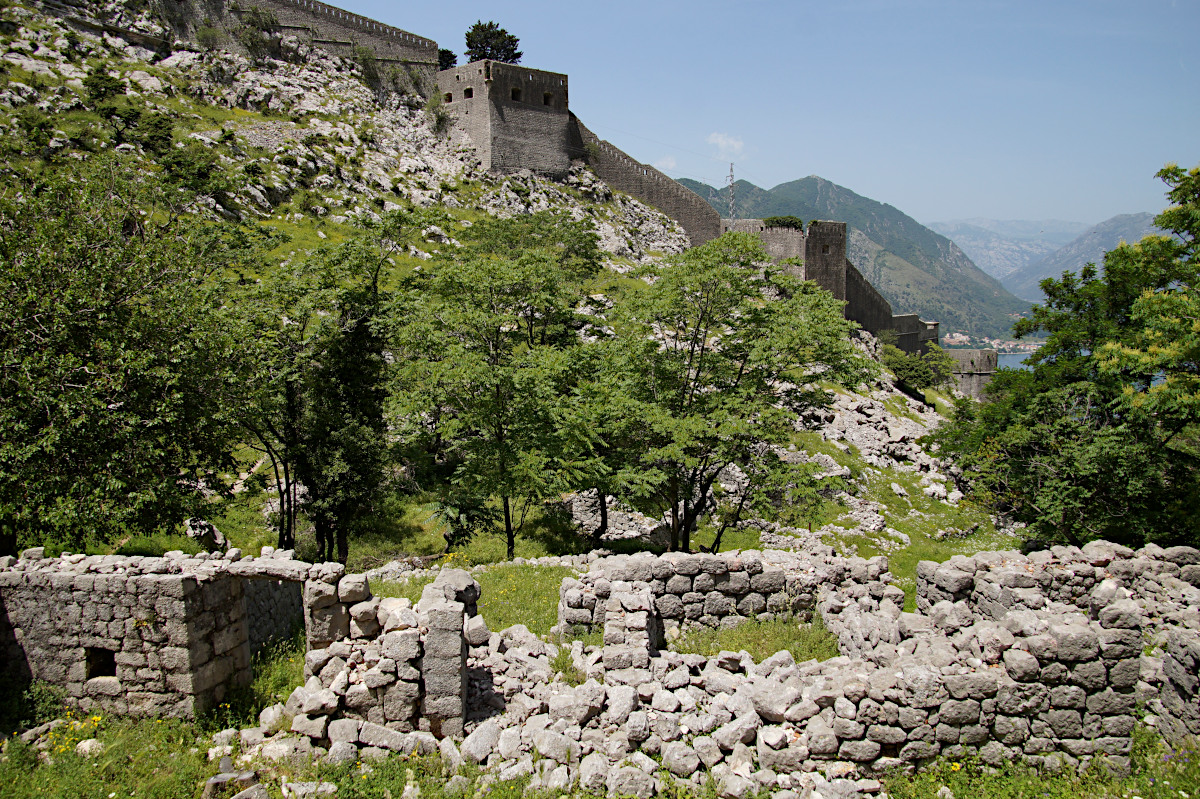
[
  {"x1": 156, "y1": 0, "x2": 437, "y2": 68},
  {"x1": 245, "y1": 577, "x2": 303, "y2": 653},
  {"x1": 0, "y1": 550, "x2": 254, "y2": 717},
  {"x1": 574, "y1": 118, "x2": 722, "y2": 246}
]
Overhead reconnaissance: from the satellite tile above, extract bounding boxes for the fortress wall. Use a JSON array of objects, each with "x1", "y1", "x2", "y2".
[
  {"x1": 437, "y1": 63, "x2": 492, "y2": 168},
  {"x1": 803, "y1": 221, "x2": 848, "y2": 301},
  {"x1": 574, "y1": 118, "x2": 722, "y2": 246},
  {"x1": 844, "y1": 262, "x2": 894, "y2": 335},
  {"x1": 485, "y1": 63, "x2": 574, "y2": 179},
  {"x1": 155, "y1": 0, "x2": 436, "y2": 68},
  {"x1": 721, "y1": 219, "x2": 805, "y2": 262},
  {"x1": 946, "y1": 348, "x2": 998, "y2": 399},
  {"x1": 438, "y1": 62, "x2": 575, "y2": 180}
]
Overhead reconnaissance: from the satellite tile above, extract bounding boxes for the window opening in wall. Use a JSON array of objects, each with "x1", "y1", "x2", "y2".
[
  {"x1": 510, "y1": 87, "x2": 521, "y2": 101},
  {"x1": 463, "y1": 87, "x2": 473, "y2": 99},
  {"x1": 543, "y1": 92, "x2": 553, "y2": 106},
  {"x1": 86, "y1": 647, "x2": 116, "y2": 679},
  {"x1": 822, "y1": 245, "x2": 830, "y2": 253},
  {"x1": 443, "y1": 93, "x2": 452, "y2": 103}
]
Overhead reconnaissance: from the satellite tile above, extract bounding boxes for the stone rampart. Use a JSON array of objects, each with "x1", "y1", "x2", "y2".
[
  {"x1": 573, "y1": 117, "x2": 722, "y2": 246},
  {"x1": 946, "y1": 349, "x2": 997, "y2": 399}
]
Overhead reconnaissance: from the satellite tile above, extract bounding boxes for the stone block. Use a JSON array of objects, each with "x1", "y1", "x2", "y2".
[{"x1": 338, "y1": 574, "x2": 370, "y2": 604}]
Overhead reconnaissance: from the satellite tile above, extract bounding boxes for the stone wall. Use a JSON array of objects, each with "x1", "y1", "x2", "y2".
[
  {"x1": 436, "y1": 61, "x2": 576, "y2": 180},
  {"x1": 945, "y1": 349, "x2": 997, "y2": 399},
  {"x1": 574, "y1": 117, "x2": 722, "y2": 246},
  {"x1": 719, "y1": 219, "x2": 939, "y2": 354},
  {"x1": 547, "y1": 544, "x2": 1200, "y2": 780},
  {"x1": 0, "y1": 546, "x2": 316, "y2": 717},
  {"x1": 156, "y1": 0, "x2": 437, "y2": 69},
  {"x1": 0, "y1": 549, "x2": 256, "y2": 717}
]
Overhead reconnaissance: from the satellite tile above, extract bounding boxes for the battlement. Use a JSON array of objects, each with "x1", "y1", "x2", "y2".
[{"x1": 154, "y1": 0, "x2": 437, "y2": 69}]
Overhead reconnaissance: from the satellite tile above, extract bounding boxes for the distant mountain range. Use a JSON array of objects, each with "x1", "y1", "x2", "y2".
[
  {"x1": 677, "y1": 176, "x2": 1031, "y2": 340},
  {"x1": 931, "y1": 214, "x2": 1160, "y2": 302},
  {"x1": 926, "y1": 219, "x2": 1088, "y2": 280}
]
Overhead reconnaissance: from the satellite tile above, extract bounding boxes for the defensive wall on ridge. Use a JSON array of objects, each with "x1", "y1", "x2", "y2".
[
  {"x1": 721, "y1": 220, "x2": 939, "y2": 355},
  {"x1": 154, "y1": 0, "x2": 437, "y2": 68}
]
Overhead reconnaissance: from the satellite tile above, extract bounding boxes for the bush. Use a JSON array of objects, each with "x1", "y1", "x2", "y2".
[
  {"x1": 196, "y1": 25, "x2": 224, "y2": 51},
  {"x1": 762, "y1": 215, "x2": 805, "y2": 230},
  {"x1": 880, "y1": 339, "x2": 955, "y2": 392}
]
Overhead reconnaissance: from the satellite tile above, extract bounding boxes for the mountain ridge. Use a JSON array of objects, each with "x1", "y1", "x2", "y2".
[{"x1": 679, "y1": 176, "x2": 1031, "y2": 340}]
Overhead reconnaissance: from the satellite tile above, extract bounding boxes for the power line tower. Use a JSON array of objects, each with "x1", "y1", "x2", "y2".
[{"x1": 726, "y1": 163, "x2": 736, "y2": 220}]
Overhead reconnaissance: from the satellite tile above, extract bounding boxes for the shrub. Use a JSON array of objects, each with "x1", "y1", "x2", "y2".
[
  {"x1": 762, "y1": 215, "x2": 805, "y2": 230},
  {"x1": 196, "y1": 25, "x2": 224, "y2": 51}
]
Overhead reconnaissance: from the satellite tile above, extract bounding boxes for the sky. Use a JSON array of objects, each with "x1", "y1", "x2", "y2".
[{"x1": 343, "y1": 0, "x2": 1198, "y2": 226}]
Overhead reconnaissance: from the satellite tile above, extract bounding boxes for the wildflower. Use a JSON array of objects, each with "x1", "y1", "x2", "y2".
[{"x1": 951, "y1": 762, "x2": 961, "y2": 771}]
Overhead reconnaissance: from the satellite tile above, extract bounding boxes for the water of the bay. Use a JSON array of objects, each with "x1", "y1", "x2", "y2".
[{"x1": 997, "y1": 352, "x2": 1034, "y2": 371}]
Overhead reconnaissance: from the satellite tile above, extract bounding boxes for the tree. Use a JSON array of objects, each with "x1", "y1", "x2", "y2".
[
  {"x1": 609, "y1": 232, "x2": 873, "y2": 551},
  {"x1": 0, "y1": 154, "x2": 257, "y2": 555},
  {"x1": 82, "y1": 68, "x2": 125, "y2": 104},
  {"x1": 390, "y1": 213, "x2": 599, "y2": 558},
  {"x1": 880, "y1": 339, "x2": 955, "y2": 393},
  {"x1": 232, "y1": 217, "x2": 398, "y2": 561},
  {"x1": 464, "y1": 21, "x2": 522, "y2": 64},
  {"x1": 931, "y1": 163, "x2": 1200, "y2": 549},
  {"x1": 438, "y1": 48, "x2": 458, "y2": 71}
]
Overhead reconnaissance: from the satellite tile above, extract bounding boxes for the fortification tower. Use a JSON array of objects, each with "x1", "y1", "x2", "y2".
[
  {"x1": 803, "y1": 221, "x2": 848, "y2": 302},
  {"x1": 436, "y1": 61, "x2": 576, "y2": 180}
]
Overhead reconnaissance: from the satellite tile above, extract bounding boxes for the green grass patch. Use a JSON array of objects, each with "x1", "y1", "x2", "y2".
[
  {"x1": 673, "y1": 615, "x2": 840, "y2": 664},
  {"x1": 216, "y1": 627, "x2": 307, "y2": 729},
  {"x1": 885, "y1": 728, "x2": 1200, "y2": 799},
  {"x1": 373, "y1": 563, "x2": 574, "y2": 638},
  {"x1": 0, "y1": 714, "x2": 215, "y2": 799},
  {"x1": 550, "y1": 647, "x2": 587, "y2": 686},
  {"x1": 111, "y1": 533, "x2": 203, "y2": 557}
]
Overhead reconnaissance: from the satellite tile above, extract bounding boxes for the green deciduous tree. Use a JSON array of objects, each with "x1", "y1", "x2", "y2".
[
  {"x1": 931, "y1": 164, "x2": 1200, "y2": 549},
  {"x1": 880, "y1": 339, "x2": 955, "y2": 392},
  {"x1": 608, "y1": 232, "x2": 873, "y2": 551},
  {"x1": 0, "y1": 155, "x2": 258, "y2": 555},
  {"x1": 233, "y1": 218, "x2": 397, "y2": 562},
  {"x1": 464, "y1": 21, "x2": 522, "y2": 64},
  {"x1": 390, "y1": 213, "x2": 599, "y2": 558}
]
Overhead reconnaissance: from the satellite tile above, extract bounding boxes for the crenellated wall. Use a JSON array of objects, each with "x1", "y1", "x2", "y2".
[{"x1": 154, "y1": 0, "x2": 437, "y2": 69}]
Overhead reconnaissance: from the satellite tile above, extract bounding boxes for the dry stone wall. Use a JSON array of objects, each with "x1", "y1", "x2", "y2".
[{"x1": 0, "y1": 547, "x2": 306, "y2": 717}]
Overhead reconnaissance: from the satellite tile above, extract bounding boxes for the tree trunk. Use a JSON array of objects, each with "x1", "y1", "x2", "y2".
[
  {"x1": 668, "y1": 477, "x2": 679, "y2": 552},
  {"x1": 596, "y1": 491, "x2": 608, "y2": 541},
  {"x1": 336, "y1": 524, "x2": 348, "y2": 565},
  {"x1": 503, "y1": 495, "x2": 515, "y2": 560}
]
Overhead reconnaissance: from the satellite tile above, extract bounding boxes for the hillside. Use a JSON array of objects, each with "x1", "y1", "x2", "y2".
[
  {"x1": 926, "y1": 218, "x2": 1087, "y2": 280},
  {"x1": 680, "y1": 176, "x2": 1032, "y2": 340},
  {"x1": 1004, "y1": 212, "x2": 1160, "y2": 301}
]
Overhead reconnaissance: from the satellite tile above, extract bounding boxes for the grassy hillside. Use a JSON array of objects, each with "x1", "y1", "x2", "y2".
[{"x1": 680, "y1": 176, "x2": 1032, "y2": 340}]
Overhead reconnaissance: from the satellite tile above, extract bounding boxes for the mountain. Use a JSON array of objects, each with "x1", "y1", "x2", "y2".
[
  {"x1": 1004, "y1": 213, "x2": 1160, "y2": 302},
  {"x1": 679, "y1": 176, "x2": 1031, "y2": 340},
  {"x1": 926, "y1": 219, "x2": 1088, "y2": 281}
]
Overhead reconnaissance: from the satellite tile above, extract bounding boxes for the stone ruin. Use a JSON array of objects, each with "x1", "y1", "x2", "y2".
[{"x1": 2, "y1": 540, "x2": 1199, "y2": 797}]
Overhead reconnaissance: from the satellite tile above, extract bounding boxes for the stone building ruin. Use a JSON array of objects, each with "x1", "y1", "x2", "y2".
[{"x1": 2, "y1": 541, "x2": 1198, "y2": 787}]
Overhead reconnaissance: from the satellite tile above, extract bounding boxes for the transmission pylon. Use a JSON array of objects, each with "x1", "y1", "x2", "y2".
[{"x1": 726, "y1": 163, "x2": 736, "y2": 220}]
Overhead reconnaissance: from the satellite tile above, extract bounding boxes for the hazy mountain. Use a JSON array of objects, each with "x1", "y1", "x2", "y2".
[
  {"x1": 926, "y1": 219, "x2": 1088, "y2": 280},
  {"x1": 678, "y1": 176, "x2": 1031, "y2": 340},
  {"x1": 1005, "y1": 213, "x2": 1160, "y2": 302}
]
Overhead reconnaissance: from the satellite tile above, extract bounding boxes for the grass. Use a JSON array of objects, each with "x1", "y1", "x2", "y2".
[
  {"x1": 885, "y1": 727, "x2": 1200, "y2": 799},
  {"x1": 821, "y1": 463, "x2": 1019, "y2": 609},
  {"x1": 673, "y1": 615, "x2": 840, "y2": 664},
  {"x1": 373, "y1": 564, "x2": 577, "y2": 638}
]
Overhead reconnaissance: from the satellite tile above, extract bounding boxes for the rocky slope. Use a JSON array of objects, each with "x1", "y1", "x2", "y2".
[{"x1": 0, "y1": 1, "x2": 689, "y2": 267}]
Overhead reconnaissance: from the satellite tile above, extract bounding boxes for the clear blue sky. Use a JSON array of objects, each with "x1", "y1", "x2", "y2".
[{"x1": 344, "y1": 0, "x2": 1197, "y2": 226}]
